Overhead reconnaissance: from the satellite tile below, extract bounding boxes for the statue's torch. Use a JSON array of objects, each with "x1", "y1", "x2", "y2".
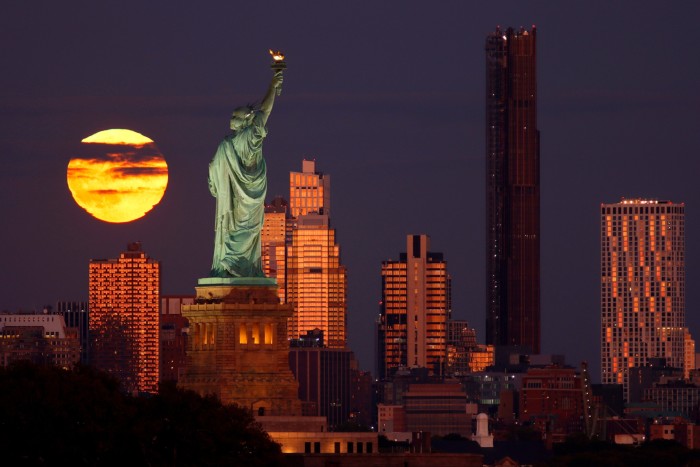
[{"x1": 269, "y1": 49, "x2": 286, "y2": 96}]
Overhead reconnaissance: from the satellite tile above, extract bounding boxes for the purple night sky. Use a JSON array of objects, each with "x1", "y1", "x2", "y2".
[{"x1": 2, "y1": 2, "x2": 699, "y2": 380}]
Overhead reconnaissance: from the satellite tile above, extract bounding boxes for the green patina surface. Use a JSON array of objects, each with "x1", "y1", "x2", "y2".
[
  {"x1": 207, "y1": 64, "x2": 283, "y2": 279},
  {"x1": 197, "y1": 277, "x2": 277, "y2": 286}
]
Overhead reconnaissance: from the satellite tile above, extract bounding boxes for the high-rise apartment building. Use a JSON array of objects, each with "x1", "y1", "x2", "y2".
[
  {"x1": 89, "y1": 242, "x2": 160, "y2": 394},
  {"x1": 289, "y1": 159, "x2": 330, "y2": 218},
  {"x1": 485, "y1": 26, "x2": 540, "y2": 353},
  {"x1": 377, "y1": 235, "x2": 451, "y2": 379},
  {"x1": 286, "y1": 213, "x2": 347, "y2": 349},
  {"x1": 601, "y1": 199, "x2": 688, "y2": 399}
]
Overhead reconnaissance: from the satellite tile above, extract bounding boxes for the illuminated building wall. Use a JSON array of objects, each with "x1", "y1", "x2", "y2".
[
  {"x1": 378, "y1": 235, "x2": 451, "y2": 379},
  {"x1": 446, "y1": 320, "x2": 477, "y2": 376},
  {"x1": 485, "y1": 26, "x2": 540, "y2": 354},
  {"x1": 467, "y1": 345, "x2": 495, "y2": 373},
  {"x1": 685, "y1": 329, "x2": 696, "y2": 380},
  {"x1": 262, "y1": 197, "x2": 288, "y2": 304},
  {"x1": 289, "y1": 159, "x2": 330, "y2": 218},
  {"x1": 89, "y1": 242, "x2": 160, "y2": 394},
  {"x1": 601, "y1": 199, "x2": 687, "y2": 399},
  {"x1": 286, "y1": 213, "x2": 347, "y2": 349}
]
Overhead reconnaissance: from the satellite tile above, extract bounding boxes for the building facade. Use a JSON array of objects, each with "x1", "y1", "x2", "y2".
[
  {"x1": 262, "y1": 196, "x2": 289, "y2": 304},
  {"x1": 378, "y1": 235, "x2": 451, "y2": 379},
  {"x1": 601, "y1": 199, "x2": 688, "y2": 399},
  {"x1": 0, "y1": 313, "x2": 80, "y2": 369},
  {"x1": 160, "y1": 295, "x2": 193, "y2": 383},
  {"x1": 288, "y1": 347, "x2": 359, "y2": 429},
  {"x1": 54, "y1": 301, "x2": 89, "y2": 365},
  {"x1": 286, "y1": 213, "x2": 347, "y2": 349},
  {"x1": 403, "y1": 383, "x2": 470, "y2": 436},
  {"x1": 289, "y1": 159, "x2": 330, "y2": 218},
  {"x1": 285, "y1": 160, "x2": 347, "y2": 349},
  {"x1": 520, "y1": 366, "x2": 584, "y2": 440},
  {"x1": 485, "y1": 26, "x2": 540, "y2": 354},
  {"x1": 644, "y1": 382, "x2": 700, "y2": 420},
  {"x1": 446, "y1": 320, "x2": 477, "y2": 376},
  {"x1": 89, "y1": 242, "x2": 160, "y2": 394}
]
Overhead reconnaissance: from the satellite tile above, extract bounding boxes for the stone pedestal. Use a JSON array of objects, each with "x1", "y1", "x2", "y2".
[{"x1": 179, "y1": 280, "x2": 301, "y2": 416}]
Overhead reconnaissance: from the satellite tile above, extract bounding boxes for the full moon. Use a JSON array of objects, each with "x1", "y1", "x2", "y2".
[{"x1": 67, "y1": 129, "x2": 168, "y2": 223}]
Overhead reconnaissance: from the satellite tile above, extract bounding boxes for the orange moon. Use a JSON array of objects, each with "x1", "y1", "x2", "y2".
[{"x1": 67, "y1": 129, "x2": 168, "y2": 223}]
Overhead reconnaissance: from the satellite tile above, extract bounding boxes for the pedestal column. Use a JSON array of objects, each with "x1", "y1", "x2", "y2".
[{"x1": 179, "y1": 279, "x2": 301, "y2": 415}]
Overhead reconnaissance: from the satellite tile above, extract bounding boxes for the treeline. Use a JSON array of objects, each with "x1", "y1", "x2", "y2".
[
  {"x1": 0, "y1": 362, "x2": 286, "y2": 466},
  {"x1": 542, "y1": 434, "x2": 700, "y2": 467}
]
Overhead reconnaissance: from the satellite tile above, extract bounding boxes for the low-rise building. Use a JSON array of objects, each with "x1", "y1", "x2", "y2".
[
  {"x1": 403, "y1": 383, "x2": 470, "y2": 436},
  {"x1": 644, "y1": 380, "x2": 700, "y2": 421},
  {"x1": 649, "y1": 420, "x2": 700, "y2": 448},
  {"x1": 378, "y1": 404, "x2": 406, "y2": 433},
  {"x1": 0, "y1": 313, "x2": 80, "y2": 369},
  {"x1": 519, "y1": 366, "x2": 584, "y2": 441},
  {"x1": 258, "y1": 415, "x2": 378, "y2": 454}
]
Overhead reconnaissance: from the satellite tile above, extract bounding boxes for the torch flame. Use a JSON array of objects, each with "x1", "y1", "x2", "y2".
[{"x1": 269, "y1": 49, "x2": 285, "y2": 61}]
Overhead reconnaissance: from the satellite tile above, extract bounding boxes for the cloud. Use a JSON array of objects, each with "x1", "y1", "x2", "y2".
[
  {"x1": 111, "y1": 167, "x2": 168, "y2": 177},
  {"x1": 90, "y1": 189, "x2": 121, "y2": 195}
]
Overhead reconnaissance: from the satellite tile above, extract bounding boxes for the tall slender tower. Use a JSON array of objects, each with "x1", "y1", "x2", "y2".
[
  {"x1": 89, "y1": 242, "x2": 160, "y2": 394},
  {"x1": 377, "y1": 235, "x2": 451, "y2": 379},
  {"x1": 286, "y1": 160, "x2": 346, "y2": 349},
  {"x1": 601, "y1": 199, "x2": 688, "y2": 399},
  {"x1": 485, "y1": 26, "x2": 540, "y2": 353}
]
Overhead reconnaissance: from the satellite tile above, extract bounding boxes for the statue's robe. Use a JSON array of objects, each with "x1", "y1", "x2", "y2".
[{"x1": 208, "y1": 112, "x2": 267, "y2": 277}]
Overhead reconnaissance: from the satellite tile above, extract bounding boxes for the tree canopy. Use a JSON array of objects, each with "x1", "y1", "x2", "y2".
[{"x1": 0, "y1": 362, "x2": 286, "y2": 466}]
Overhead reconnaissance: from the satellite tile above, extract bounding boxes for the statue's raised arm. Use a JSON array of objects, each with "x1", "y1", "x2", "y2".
[
  {"x1": 260, "y1": 72, "x2": 283, "y2": 126},
  {"x1": 207, "y1": 54, "x2": 286, "y2": 279}
]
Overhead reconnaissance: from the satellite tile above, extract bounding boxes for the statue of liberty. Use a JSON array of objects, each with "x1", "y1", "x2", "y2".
[{"x1": 208, "y1": 64, "x2": 284, "y2": 278}]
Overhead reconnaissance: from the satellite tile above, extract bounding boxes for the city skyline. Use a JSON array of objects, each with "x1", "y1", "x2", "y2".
[{"x1": 2, "y1": 3, "x2": 700, "y2": 379}]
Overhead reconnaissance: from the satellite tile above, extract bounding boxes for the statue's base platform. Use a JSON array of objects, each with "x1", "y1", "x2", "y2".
[
  {"x1": 198, "y1": 276, "x2": 277, "y2": 287},
  {"x1": 179, "y1": 282, "x2": 301, "y2": 416},
  {"x1": 193, "y1": 279, "x2": 280, "y2": 305}
]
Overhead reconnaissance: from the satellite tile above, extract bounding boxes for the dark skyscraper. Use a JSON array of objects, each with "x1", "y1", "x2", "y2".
[{"x1": 485, "y1": 26, "x2": 540, "y2": 353}]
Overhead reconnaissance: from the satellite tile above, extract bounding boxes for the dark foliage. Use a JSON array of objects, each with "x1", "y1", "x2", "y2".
[
  {"x1": 332, "y1": 420, "x2": 372, "y2": 432},
  {"x1": 541, "y1": 435, "x2": 700, "y2": 467},
  {"x1": 0, "y1": 362, "x2": 286, "y2": 466}
]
